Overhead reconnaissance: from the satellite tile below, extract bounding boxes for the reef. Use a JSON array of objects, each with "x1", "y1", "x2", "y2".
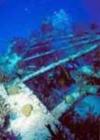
[{"x1": 0, "y1": 10, "x2": 100, "y2": 140}]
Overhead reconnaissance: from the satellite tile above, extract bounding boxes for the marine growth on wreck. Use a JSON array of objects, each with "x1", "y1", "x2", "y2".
[{"x1": 0, "y1": 7, "x2": 100, "y2": 140}]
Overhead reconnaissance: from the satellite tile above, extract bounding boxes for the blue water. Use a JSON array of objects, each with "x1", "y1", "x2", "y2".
[{"x1": 0, "y1": 0, "x2": 100, "y2": 54}]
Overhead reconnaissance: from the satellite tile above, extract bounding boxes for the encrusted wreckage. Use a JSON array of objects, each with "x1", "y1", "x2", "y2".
[{"x1": 0, "y1": 10, "x2": 100, "y2": 140}]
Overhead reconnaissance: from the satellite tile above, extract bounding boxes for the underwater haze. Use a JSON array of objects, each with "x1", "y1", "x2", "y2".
[
  {"x1": 0, "y1": 0, "x2": 100, "y2": 53},
  {"x1": 0, "y1": 1, "x2": 100, "y2": 140}
]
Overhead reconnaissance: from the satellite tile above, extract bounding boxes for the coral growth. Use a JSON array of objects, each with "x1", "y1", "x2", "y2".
[
  {"x1": 59, "y1": 110, "x2": 100, "y2": 140},
  {"x1": 0, "y1": 96, "x2": 20, "y2": 140},
  {"x1": 0, "y1": 10, "x2": 100, "y2": 139},
  {"x1": 0, "y1": 95, "x2": 10, "y2": 126}
]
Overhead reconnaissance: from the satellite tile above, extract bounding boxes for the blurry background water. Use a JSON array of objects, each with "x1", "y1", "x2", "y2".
[{"x1": 0, "y1": 0, "x2": 100, "y2": 54}]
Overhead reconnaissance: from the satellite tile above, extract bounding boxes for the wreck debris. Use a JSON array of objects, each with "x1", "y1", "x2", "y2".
[
  {"x1": 0, "y1": 10, "x2": 100, "y2": 140},
  {"x1": 22, "y1": 43, "x2": 99, "y2": 82}
]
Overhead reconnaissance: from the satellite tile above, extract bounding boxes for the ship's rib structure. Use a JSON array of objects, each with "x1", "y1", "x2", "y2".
[{"x1": 0, "y1": 10, "x2": 100, "y2": 140}]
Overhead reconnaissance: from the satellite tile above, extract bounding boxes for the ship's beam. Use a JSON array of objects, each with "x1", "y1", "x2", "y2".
[
  {"x1": 22, "y1": 43, "x2": 99, "y2": 82},
  {"x1": 23, "y1": 35, "x2": 100, "y2": 62},
  {"x1": 23, "y1": 33, "x2": 93, "y2": 57}
]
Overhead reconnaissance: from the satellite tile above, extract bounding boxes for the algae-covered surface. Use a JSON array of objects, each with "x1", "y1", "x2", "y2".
[{"x1": 0, "y1": 1, "x2": 100, "y2": 140}]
